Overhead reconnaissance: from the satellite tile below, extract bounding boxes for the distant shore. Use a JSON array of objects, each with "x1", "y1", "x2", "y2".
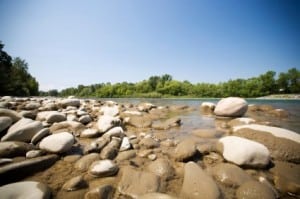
[{"x1": 257, "y1": 94, "x2": 300, "y2": 99}]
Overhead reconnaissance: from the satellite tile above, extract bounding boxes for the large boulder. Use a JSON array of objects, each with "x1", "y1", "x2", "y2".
[
  {"x1": 118, "y1": 166, "x2": 161, "y2": 198},
  {"x1": 0, "y1": 181, "x2": 51, "y2": 199},
  {"x1": 39, "y1": 132, "x2": 74, "y2": 153},
  {"x1": 88, "y1": 159, "x2": 119, "y2": 177},
  {"x1": 1, "y1": 118, "x2": 43, "y2": 142},
  {"x1": 180, "y1": 161, "x2": 220, "y2": 199},
  {"x1": 217, "y1": 136, "x2": 270, "y2": 168},
  {"x1": 232, "y1": 124, "x2": 300, "y2": 163},
  {"x1": 0, "y1": 141, "x2": 35, "y2": 158},
  {"x1": 214, "y1": 97, "x2": 248, "y2": 117}
]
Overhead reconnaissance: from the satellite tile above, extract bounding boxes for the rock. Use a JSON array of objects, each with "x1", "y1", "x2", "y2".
[
  {"x1": 84, "y1": 184, "x2": 115, "y2": 199},
  {"x1": 180, "y1": 161, "x2": 220, "y2": 199},
  {"x1": 1, "y1": 118, "x2": 43, "y2": 142},
  {"x1": 0, "y1": 116, "x2": 12, "y2": 133},
  {"x1": 214, "y1": 97, "x2": 248, "y2": 117},
  {"x1": 232, "y1": 124, "x2": 300, "y2": 162},
  {"x1": 19, "y1": 110, "x2": 37, "y2": 119},
  {"x1": 62, "y1": 175, "x2": 87, "y2": 191},
  {"x1": 88, "y1": 159, "x2": 119, "y2": 177},
  {"x1": 127, "y1": 116, "x2": 152, "y2": 128},
  {"x1": 270, "y1": 161, "x2": 300, "y2": 195},
  {"x1": 0, "y1": 141, "x2": 35, "y2": 158},
  {"x1": 31, "y1": 128, "x2": 50, "y2": 145},
  {"x1": 80, "y1": 128, "x2": 99, "y2": 138},
  {"x1": 120, "y1": 136, "x2": 131, "y2": 151},
  {"x1": 152, "y1": 117, "x2": 181, "y2": 130},
  {"x1": 0, "y1": 154, "x2": 58, "y2": 185},
  {"x1": 236, "y1": 181, "x2": 276, "y2": 199},
  {"x1": 0, "y1": 108, "x2": 21, "y2": 122},
  {"x1": 116, "y1": 150, "x2": 136, "y2": 162},
  {"x1": 100, "y1": 137, "x2": 121, "y2": 160},
  {"x1": 0, "y1": 181, "x2": 51, "y2": 199},
  {"x1": 0, "y1": 158, "x2": 13, "y2": 165},
  {"x1": 39, "y1": 132, "x2": 74, "y2": 153},
  {"x1": 173, "y1": 139, "x2": 197, "y2": 161},
  {"x1": 137, "y1": 103, "x2": 156, "y2": 112},
  {"x1": 26, "y1": 150, "x2": 44, "y2": 158},
  {"x1": 60, "y1": 98, "x2": 80, "y2": 108},
  {"x1": 218, "y1": 136, "x2": 270, "y2": 168},
  {"x1": 79, "y1": 115, "x2": 92, "y2": 124},
  {"x1": 200, "y1": 102, "x2": 216, "y2": 114},
  {"x1": 122, "y1": 110, "x2": 142, "y2": 116},
  {"x1": 97, "y1": 115, "x2": 121, "y2": 133},
  {"x1": 118, "y1": 166, "x2": 161, "y2": 198},
  {"x1": 211, "y1": 163, "x2": 252, "y2": 187},
  {"x1": 139, "y1": 137, "x2": 159, "y2": 149},
  {"x1": 46, "y1": 111, "x2": 66, "y2": 123},
  {"x1": 192, "y1": 128, "x2": 223, "y2": 138},
  {"x1": 139, "y1": 192, "x2": 178, "y2": 199},
  {"x1": 24, "y1": 102, "x2": 41, "y2": 110},
  {"x1": 84, "y1": 137, "x2": 110, "y2": 154},
  {"x1": 146, "y1": 158, "x2": 175, "y2": 180},
  {"x1": 75, "y1": 153, "x2": 100, "y2": 172},
  {"x1": 50, "y1": 121, "x2": 86, "y2": 135},
  {"x1": 228, "y1": 117, "x2": 256, "y2": 127},
  {"x1": 100, "y1": 105, "x2": 119, "y2": 116},
  {"x1": 269, "y1": 108, "x2": 289, "y2": 118},
  {"x1": 102, "y1": 126, "x2": 124, "y2": 139}
]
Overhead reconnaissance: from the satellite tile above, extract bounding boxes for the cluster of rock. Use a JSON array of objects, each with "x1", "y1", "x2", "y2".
[{"x1": 0, "y1": 96, "x2": 299, "y2": 198}]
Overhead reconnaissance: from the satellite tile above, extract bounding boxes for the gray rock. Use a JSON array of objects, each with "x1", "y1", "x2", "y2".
[
  {"x1": 75, "y1": 153, "x2": 100, "y2": 172},
  {"x1": 88, "y1": 159, "x2": 119, "y2": 177},
  {"x1": 100, "y1": 137, "x2": 121, "y2": 160},
  {"x1": 39, "y1": 132, "x2": 74, "y2": 153},
  {"x1": 25, "y1": 102, "x2": 41, "y2": 110},
  {"x1": 146, "y1": 158, "x2": 175, "y2": 180},
  {"x1": 62, "y1": 175, "x2": 87, "y2": 191},
  {"x1": 0, "y1": 158, "x2": 13, "y2": 165},
  {"x1": 31, "y1": 128, "x2": 50, "y2": 145},
  {"x1": 79, "y1": 115, "x2": 92, "y2": 124},
  {"x1": 180, "y1": 162, "x2": 220, "y2": 199},
  {"x1": 152, "y1": 117, "x2": 181, "y2": 130},
  {"x1": 118, "y1": 166, "x2": 161, "y2": 198},
  {"x1": 60, "y1": 98, "x2": 80, "y2": 108},
  {"x1": 84, "y1": 184, "x2": 115, "y2": 199},
  {"x1": 116, "y1": 150, "x2": 136, "y2": 162},
  {"x1": 0, "y1": 108, "x2": 21, "y2": 122},
  {"x1": 0, "y1": 116, "x2": 12, "y2": 133},
  {"x1": 50, "y1": 121, "x2": 86, "y2": 135},
  {"x1": 173, "y1": 139, "x2": 197, "y2": 161},
  {"x1": 139, "y1": 137, "x2": 159, "y2": 149},
  {"x1": 0, "y1": 154, "x2": 58, "y2": 185},
  {"x1": 211, "y1": 163, "x2": 252, "y2": 187},
  {"x1": 0, "y1": 141, "x2": 35, "y2": 158},
  {"x1": 0, "y1": 181, "x2": 51, "y2": 199},
  {"x1": 214, "y1": 97, "x2": 248, "y2": 117},
  {"x1": 97, "y1": 115, "x2": 121, "y2": 133},
  {"x1": 236, "y1": 181, "x2": 276, "y2": 199},
  {"x1": 102, "y1": 126, "x2": 124, "y2": 139},
  {"x1": 46, "y1": 112, "x2": 66, "y2": 123},
  {"x1": 84, "y1": 137, "x2": 110, "y2": 154},
  {"x1": 1, "y1": 118, "x2": 43, "y2": 142},
  {"x1": 26, "y1": 150, "x2": 44, "y2": 158},
  {"x1": 19, "y1": 110, "x2": 37, "y2": 119}
]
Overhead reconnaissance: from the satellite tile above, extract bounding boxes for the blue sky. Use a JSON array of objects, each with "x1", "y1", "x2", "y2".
[{"x1": 0, "y1": 0, "x2": 299, "y2": 91}]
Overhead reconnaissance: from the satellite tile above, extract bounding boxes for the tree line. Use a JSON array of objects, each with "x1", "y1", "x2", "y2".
[
  {"x1": 45, "y1": 68, "x2": 299, "y2": 98},
  {"x1": 0, "y1": 41, "x2": 39, "y2": 96}
]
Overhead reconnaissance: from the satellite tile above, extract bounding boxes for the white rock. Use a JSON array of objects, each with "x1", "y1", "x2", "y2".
[
  {"x1": 218, "y1": 136, "x2": 270, "y2": 167},
  {"x1": 0, "y1": 181, "x2": 51, "y2": 199},
  {"x1": 31, "y1": 128, "x2": 50, "y2": 144},
  {"x1": 120, "y1": 137, "x2": 131, "y2": 151},
  {"x1": 100, "y1": 105, "x2": 119, "y2": 116},
  {"x1": 214, "y1": 97, "x2": 248, "y2": 117},
  {"x1": 123, "y1": 110, "x2": 142, "y2": 116},
  {"x1": 233, "y1": 124, "x2": 300, "y2": 144},
  {"x1": 80, "y1": 128, "x2": 99, "y2": 138},
  {"x1": 102, "y1": 126, "x2": 124, "y2": 139},
  {"x1": 97, "y1": 115, "x2": 120, "y2": 133},
  {"x1": 88, "y1": 159, "x2": 118, "y2": 177},
  {"x1": 1, "y1": 118, "x2": 43, "y2": 142},
  {"x1": 39, "y1": 132, "x2": 74, "y2": 153}
]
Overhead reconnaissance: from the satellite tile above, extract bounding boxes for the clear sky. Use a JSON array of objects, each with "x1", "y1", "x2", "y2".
[{"x1": 0, "y1": 0, "x2": 299, "y2": 91}]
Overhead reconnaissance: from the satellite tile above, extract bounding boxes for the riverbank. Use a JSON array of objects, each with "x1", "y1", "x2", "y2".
[
  {"x1": 0, "y1": 96, "x2": 299, "y2": 198},
  {"x1": 257, "y1": 94, "x2": 300, "y2": 99}
]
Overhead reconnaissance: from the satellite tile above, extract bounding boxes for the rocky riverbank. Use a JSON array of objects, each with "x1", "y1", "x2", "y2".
[{"x1": 0, "y1": 96, "x2": 299, "y2": 198}]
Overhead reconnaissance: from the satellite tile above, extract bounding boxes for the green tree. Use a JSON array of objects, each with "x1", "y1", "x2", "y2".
[
  {"x1": 287, "y1": 68, "x2": 300, "y2": 93},
  {"x1": 0, "y1": 41, "x2": 13, "y2": 95}
]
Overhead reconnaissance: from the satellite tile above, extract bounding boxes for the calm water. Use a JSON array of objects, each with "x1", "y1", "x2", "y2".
[{"x1": 99, "y1": 98, "x2": 300, "y2": 133}]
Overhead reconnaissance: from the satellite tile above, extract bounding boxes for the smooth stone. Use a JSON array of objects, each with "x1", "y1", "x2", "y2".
[
  {"x1": 26, "y1": 150, "x2": 44, "y2": 158},
  {"x1": 180, "y1": 161, "x2": 220, "y2": 199},
  {"x1": 100, "y1": 105, "x2": 119, "y2": 116},
  {"x1": 39, "y1": 132, "x2": 74, "y2": 153},
  {"x1": 50, "y1": 121, "x2": 86, "y2": 135},
  {"x1": 211, "y1": 163, "x2": 252, "y2": 187},
  {"x1": 0, "y1": 116, "x2": 12, "y2": 133},
  {"x1": 0, "y1": 154, "x2": 58, "y2": 185},
  {"x1": 31, "y1": 128, "x2": 50, "y2": 145},
  {"x1": 102, "y1": 126, "x2": 124, "y2": 139},
  {"x1": 19, "y1": 110, "x2": 37, "y2": 119},
  {"x1": 80, "y1": 128, "x2": 99, "y2": 138},
  {"x1": 127, "y1": 116, "x2": 152, "y2": 128},
  {"x1": 62, "y1": 175, "x2": 87, "y2": 191},
  {"x1": 228, "y1": 117, "x2": 256, "y2": 127},
  {"x1": 270, "y1": 161, "x2": 300, "y2": 195},
  {"x1": 173, "y1": 139, "x2": 197, "y2": 161},
  {"x1": 84, "y1": 184, "x2": 115, "y2": 199},
  {"x1": 46, "y1": 111, "x2": 66, "y2": 123},
  {"x1": 0, "y1": 108, "x2": 21, "y2": 123},
  {"x1": 192, "y1": 128, "x2": 223, "y2": 138},
  {"x1": 200, "y1": 102, "x2": 216, "y2": 114},
  {"x1": 0, "y1": 158, "x2": 13, "y2": 165},
  {"x1": 214, "y1": 97, "x2": 248, "y2": 117},
  {"x1": 0, "y1": 141, "x2": 35, "y2": 158},
  {"x1": 88, "y1": 159, "x2": 119, "y2": 177},
  {"x1": 79, "y1": 115, "x2": 92, "y2": 124},
  {"x1": 97, "y1": 115, "x2": 121, "y2": 133},
  {"x1": 24, "y1": 102, "x2": 41, "y2": 110},
  {"x1": 100, "y1": 137, "x2": 121, "y2": 160},
  {"x1": 75, "y1": 153, "x2": 100, "y2": 172},
  {"x1": 60, "y1": 98, "x2": 80, "y2": 107},
  {"x1": 67, "y1": 114, "x2": 78, "y2": 121},
  {"x1": 137, "y1": 103, "x2": 156, "y2": 112},
  {"x1": 139, "y1": 193, "x2": 178, "y2": 199},
  {"x1": 116, "y1": 150, "x2": 136, "y2": 162},
  {"x1": 118, "y1": 166, "x2": 161, "y2": 198},
  {"x1": 146, "y1": 158, "x2": 175, "y2": 180},
  {"x1": 0, "y1": 181, "x2": 51, "y2": 199},
  {"x1": 122, "y1": 110, "x2": 142, "y2": 116},
  {"x1": 218, "y1": 136, "x2": 270, "y2": 168},
  {"x1": 152, "y1": 117, "x2": 181, "y2": 130},
  {"x1": 120, "y1": 136, "x2": 131, "y2": 151},
  {"x1": 236, "y1": 181, "x2": 276, "y2": 199},
  {"x1": 139, "y1": 137, "x2": 159, "y2": 149},
  {"x1": 1, "y1": 118, "x2": 43, "y2": 142}
]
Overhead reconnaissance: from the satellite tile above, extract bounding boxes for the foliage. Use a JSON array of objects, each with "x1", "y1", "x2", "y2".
[{"x1": 0, "y1": 42, "x2": 39, "y2": 96}]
